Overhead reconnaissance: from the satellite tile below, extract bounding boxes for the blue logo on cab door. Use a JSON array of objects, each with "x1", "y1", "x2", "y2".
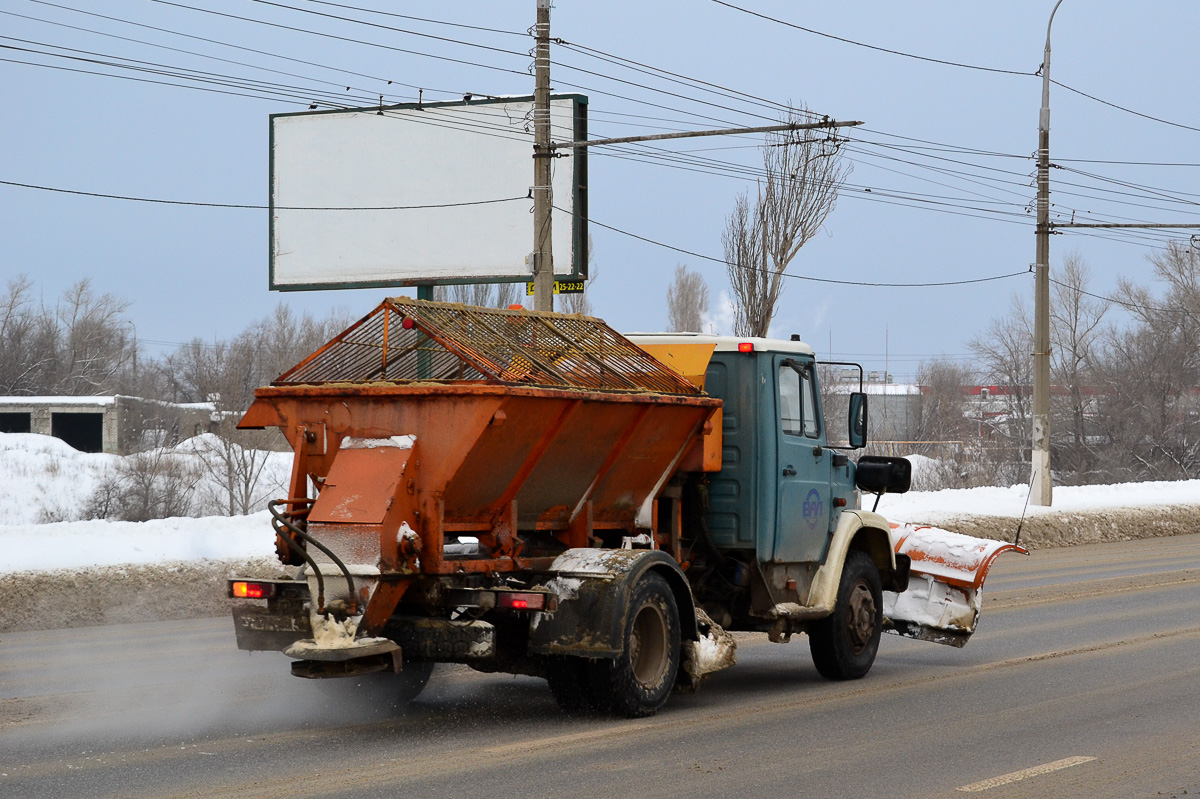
[{"x1": 803, "y1": 489, "x2": 824, "y2": 527}]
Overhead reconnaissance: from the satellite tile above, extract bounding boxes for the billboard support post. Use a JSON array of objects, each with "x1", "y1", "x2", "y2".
[{"x1": 532, "y1": 0, "x2": 554, "y2": 312}]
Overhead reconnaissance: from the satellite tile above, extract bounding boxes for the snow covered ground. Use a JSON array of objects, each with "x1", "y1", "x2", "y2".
[
  {"x1": 0, "y1": 432, "x2": 284, "y2": 574},
  {"x1": 2, "y1": 431, "x2": 1199, "y2": 576},
  {"x1": 879, "y1": 479, "x2": 1200, "y2": 523}
]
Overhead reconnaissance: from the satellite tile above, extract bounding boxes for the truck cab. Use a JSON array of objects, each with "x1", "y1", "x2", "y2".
[{"x1": 629, "y1": 334, "x2": 900, "y2": 647}]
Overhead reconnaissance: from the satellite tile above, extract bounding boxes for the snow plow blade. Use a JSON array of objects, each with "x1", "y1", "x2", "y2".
[{"x1": 883, "y1": 524, "x2": 1027, "y2": 647}]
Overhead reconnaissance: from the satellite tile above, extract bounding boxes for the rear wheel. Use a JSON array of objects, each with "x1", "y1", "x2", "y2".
[
  {"x1": 809, "y1": 550, "x2": 882, "y2": 680},
  {"x1": 591, "y1": 572, "x2": 681, "y2": 718},
  {"x1": 546, "y1": 656, "x2": 603, "y2": 715},
  {"x1": 316, "y1": 661, "x2": 435, "y2": 713}
]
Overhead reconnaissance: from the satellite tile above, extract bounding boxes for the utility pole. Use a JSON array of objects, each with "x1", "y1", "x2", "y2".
[
  {"x1": 531, "y1": 0, "x2": 554, "y2": 311},
  {"x1": 1032, "y1": 0, "x2": 1064, "y2": 507}
]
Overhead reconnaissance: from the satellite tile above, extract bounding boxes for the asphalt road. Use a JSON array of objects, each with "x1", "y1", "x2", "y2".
[{"x1": 3, "y1": 533, "x2": 1199, "y2": 799}]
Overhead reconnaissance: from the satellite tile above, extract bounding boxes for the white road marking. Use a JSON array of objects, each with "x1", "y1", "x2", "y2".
[{"x1": 957, "y1": 756, "x2": 1097, "y2": 792}]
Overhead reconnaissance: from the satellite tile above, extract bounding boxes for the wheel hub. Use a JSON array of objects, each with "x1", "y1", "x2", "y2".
[
  {"x1": 845, "y1": 580, "x2": 876, "y2": 654},
  {"x1": 630, "y1": 604, "x2": 669, "y2": 688}
]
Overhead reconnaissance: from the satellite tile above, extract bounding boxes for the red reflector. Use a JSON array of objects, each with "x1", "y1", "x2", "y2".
[
  {"x1": 737, "y1": 342, "x2": 754, "y2": 353},
  {"x1": 496, "y1": 592, "x2": 544, "y2": 610},
  {"x1": 231, "y1": 581, "x2": 272, "y2": 599},
  {"x1": 401, "y1": 317, "x2": 415, "y2": 329}
]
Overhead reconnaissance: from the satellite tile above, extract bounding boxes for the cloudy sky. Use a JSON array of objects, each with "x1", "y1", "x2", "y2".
[{"x1": 2, "y1": 1, "x2": 1197, "y2": 381}]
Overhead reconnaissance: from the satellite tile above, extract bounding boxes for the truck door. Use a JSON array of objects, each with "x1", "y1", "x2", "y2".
[{"x1": 773, "y1": 355, "x2": 832, "y2": 563}]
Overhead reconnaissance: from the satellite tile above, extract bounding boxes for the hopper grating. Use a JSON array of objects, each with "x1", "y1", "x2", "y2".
[{"x1": 274, "y1": 297, "x2": 701, "y2": 395}]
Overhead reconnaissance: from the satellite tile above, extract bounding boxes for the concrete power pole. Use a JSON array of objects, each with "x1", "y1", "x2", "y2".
[
  {"x1": 1032, "y1": 0, "x2": 1064, "y2": 507},
  {"x1": 532, "y1": 0, "x2": 554, "y2": 312}
]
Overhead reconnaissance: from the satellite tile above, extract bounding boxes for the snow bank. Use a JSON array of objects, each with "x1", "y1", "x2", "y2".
[
  {"x1": 877, "y1": 479, "x2": 1200, "y2": 523},
  {"x1": 0, "y1": 513, "x2": 278, "y2": 574},
  {"x1": 0, "y1": 433, "x2": 118, "y2": 523}
]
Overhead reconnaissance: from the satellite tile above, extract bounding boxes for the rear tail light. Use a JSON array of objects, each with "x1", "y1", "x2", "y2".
[
  {"x1": 496, "y1": 592, "x2": 546, "y2": 611},
  {"x1": 737, "y1": 342, "x2": 755, "y2": 353},
  {"x1": 230, "y1": 581, "x2": 275, "y2": 599}
]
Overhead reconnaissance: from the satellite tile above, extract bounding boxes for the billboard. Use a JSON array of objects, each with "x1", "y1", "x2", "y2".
[{"x1": 269, "y1": 94, "x2": 587, "y2": 291}]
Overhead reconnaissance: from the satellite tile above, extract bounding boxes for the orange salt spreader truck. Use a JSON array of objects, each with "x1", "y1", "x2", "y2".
[{"x1": 229, "y1": 298, "x2": 1023, "y2": 717}]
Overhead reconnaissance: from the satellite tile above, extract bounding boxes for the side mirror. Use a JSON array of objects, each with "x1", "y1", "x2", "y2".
[
  {"x1": 848, "y1": 392, "x2": 868, "y2": 449},
  {"x1": 855, "y1": 455, "x2": 912, "y2": 495}
]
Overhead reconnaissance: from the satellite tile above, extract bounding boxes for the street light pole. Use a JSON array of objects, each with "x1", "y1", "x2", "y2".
[{"x1": 1032, "y1": 0, "x2": 1064, "y2": 507}]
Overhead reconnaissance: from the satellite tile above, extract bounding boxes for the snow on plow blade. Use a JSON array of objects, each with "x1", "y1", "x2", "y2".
[{"x1": 883, "y1": 524, "x2": 1027, "y2": 648}]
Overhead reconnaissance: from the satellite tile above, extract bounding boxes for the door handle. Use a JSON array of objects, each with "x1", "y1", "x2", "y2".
[{"x1": 782, "y1": 467, "x2": 796, "y2": 476}]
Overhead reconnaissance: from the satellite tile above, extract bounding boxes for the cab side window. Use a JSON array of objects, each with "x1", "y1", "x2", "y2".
[
  {"x1": 800, "y1": 364, "x2": 820, "y2": 438},
  {"x1": 779, "y1": 365, "x2": 803, "y2": 436}
]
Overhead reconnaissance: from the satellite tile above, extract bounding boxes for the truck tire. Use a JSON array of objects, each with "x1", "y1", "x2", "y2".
[
  {"x1": 546, "y1": 656, "x2": 603, "y2": 714},
  {"x1": 808, "y1": 550, "x2": 882, "y2": 681},
  {"x1": 591, "y1": 572, "x2": 681, "y2": 718},
  {"x1": 317, "y1": 661, "x2": 435, "y2": 712}
]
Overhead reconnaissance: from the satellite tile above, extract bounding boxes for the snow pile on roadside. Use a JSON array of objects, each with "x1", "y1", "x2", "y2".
[
  {"x1": 0, "y1": 433, "x2": 118, "y2": 524},
  {"x1": 0, "y1": 431, "x2": 292, "y2": 524},
  {"x1": 0, "y1": 513, "x2": 279, "y2": 574},
  {"x1": 878, "y1": 479, "x2": 1200, "y2": 523}
]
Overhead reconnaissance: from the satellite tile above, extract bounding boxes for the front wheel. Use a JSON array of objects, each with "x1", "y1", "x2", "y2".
[
  {"x1": 809, "y1": 550, "x2": 883, "y2": 680},
  {"x1": 591, "y1": 572, "x2": 681, "y2": 718}
]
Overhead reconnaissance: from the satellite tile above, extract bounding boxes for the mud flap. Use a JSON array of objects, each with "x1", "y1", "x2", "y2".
[
  {"x1": 882, "y1": 524, "x2": 1027, "y2": 647},
  {"x1": 677, "y1": 607, "x2": 737, "y2": 693}
]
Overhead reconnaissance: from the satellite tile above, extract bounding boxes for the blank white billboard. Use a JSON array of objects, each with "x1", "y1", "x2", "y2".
[{"x1": 270, "y1": 95, "x2": 587, "y2": 291}]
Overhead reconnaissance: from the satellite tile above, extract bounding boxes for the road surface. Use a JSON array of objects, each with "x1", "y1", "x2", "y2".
[{"x1": 3, "y1": 533, "x2": 1199, "y2": 798}]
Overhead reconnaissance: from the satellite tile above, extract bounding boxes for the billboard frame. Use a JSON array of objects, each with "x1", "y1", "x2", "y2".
[{"x1": 268, "y1": 93, "x2": 588, "y2": 292}]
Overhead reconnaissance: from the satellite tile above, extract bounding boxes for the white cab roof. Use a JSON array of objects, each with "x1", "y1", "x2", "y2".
[{"x1": 624, "y1": 332, "x2": 815, "y2": 356}]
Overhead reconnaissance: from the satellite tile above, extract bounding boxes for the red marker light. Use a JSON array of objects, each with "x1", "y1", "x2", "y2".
[
  {"x1": 496, "y1": 592, "x2": 544, "y2": 610},
  {"x1": 401, "y1": 317, "x2": 415, "y2": 330},
  {"x1": 737, "y1": 342, "x2": 754, "y2": 353},
  {"x1": 231, "y1": 581, "x2": 273, "y2": 599}
]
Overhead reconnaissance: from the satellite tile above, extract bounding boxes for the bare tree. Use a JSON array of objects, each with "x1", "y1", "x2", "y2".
[
  {"x1": 1095, "y1": 240, "x2": 1200, "y2": 480},
  {"x1": 970, "y1": 296, "x2": 1033, "y2": 451},
  {"x1": 724, "y1": 111, "x2": 849, "y2": 336},
  {"x1": 192, "y1": 418, "x2": 285, "y2": 515},
  {"x1": 666, "y1": 264, "x2": 709, "y2": 332},
  {"x1": 0, "y1": 277, "x2": 132, "y2": 396},
  {"x1": 912, "y1": 359, "x2": 974, "y2": 444},
  {"x1": 0, "y1": 276, "x2": 46, "y2": 394},
  {"x1": 435, "y1": 282, "x2": 523, "y2": 310},
  {"x1": 1049, "y1": 253, "x2": 1108, "y2": 478},
  {"x1": 559, "y1": 233, "x2": 598, "y2": 316}
]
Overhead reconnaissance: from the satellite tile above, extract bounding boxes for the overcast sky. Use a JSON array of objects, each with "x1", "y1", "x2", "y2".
[{"x1": 2, "y1": 1, "x2": 1197, "y2": 382}]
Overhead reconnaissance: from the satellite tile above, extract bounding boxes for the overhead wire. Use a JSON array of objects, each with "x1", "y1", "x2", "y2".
[
  {"x1": 23, "y1": 0, "x2": 469, "y2": 99},
  {"x1": 708, "y1": 0, "x2": 1034, "y2": 76},
  {"x1": 555, "y1": 203, "x2": 1030, "y2": 286},
  {"x1": 137, "y1": 0, "x2": 531, "y2": 78},
  {"x1": 0, "y1": 178, "x2": 530, "y2": 210},
  {"x1": 2, "y1": 7, "x2": 417, "y2": 104},
  {"x1": 1052, "y1": 79, "x2": 1200, "y2": 135}
]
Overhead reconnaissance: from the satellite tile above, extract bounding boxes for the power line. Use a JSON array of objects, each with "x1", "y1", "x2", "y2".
[
  {"x1": 24, "y1": 0, "x2": 469, "y2": 99},
  {"x1": 140, "y1": 0, "x2": 530, "y2": 78},
  {"x1": 1, "y1": 8, "x2": 415, "y2": 104},
  {"x1": 709, "y1": 0, "x2": 1033, "y2": 76},
  {"x1": 553, "y1": 204, "x2": 1029, "y2": 287},
  {"x1": 0, "y1": 179, "x2": 530, "y2": 210},
  {"x1": 242, "y1": 0, "x2": 529, "y2": 60},
  {"x1": 1048, "y1": 276, "x2": 1197, "y2": 318},
  {"x1": 286, "y1": 0, "x2": 528, "y2": 38},
  {"x1": 0, "y1": 38, "x2": 380, "y2": 106},
  {"x1": 1052, "y1": 79, "x2": 1200, "y2": 135}
]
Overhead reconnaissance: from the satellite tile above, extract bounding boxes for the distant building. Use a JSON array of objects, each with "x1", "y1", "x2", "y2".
[{"x1": 0, "y1": 396, "x2": 217, "y2": 455}]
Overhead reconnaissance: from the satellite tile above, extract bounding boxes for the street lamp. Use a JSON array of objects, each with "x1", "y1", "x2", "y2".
[{"x1": 1032, "y1": 0, "x2": 1064, "y2": 507}]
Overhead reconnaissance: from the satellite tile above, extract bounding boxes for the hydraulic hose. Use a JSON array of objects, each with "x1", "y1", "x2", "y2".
[{"x1": 268, "y1": 499, "x2": 359, "y2": 615}]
